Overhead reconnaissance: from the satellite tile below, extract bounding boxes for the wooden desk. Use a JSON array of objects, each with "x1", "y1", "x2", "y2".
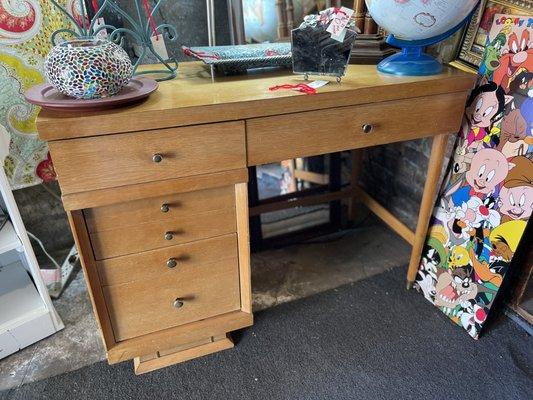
[{"x1": 37, "y1": 63, "x2": 475, "y2": 374}]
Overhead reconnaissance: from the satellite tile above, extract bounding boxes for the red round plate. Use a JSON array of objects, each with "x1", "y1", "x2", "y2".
[{"x1": 24, "y1": 76, "x2": 158, "y2": 112}]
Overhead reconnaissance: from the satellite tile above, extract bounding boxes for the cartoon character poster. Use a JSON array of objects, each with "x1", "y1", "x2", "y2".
[{"x1": 415, "y1": 14, "x2": 533, "y2": 339}]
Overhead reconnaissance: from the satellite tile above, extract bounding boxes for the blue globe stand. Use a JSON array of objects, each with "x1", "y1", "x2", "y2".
[
  {"x1": 377, "y1": 1, "x2": 481, "y2": 76},
  {"x1": 378, "y1": 46, "x2": 443, "y2": 76}
]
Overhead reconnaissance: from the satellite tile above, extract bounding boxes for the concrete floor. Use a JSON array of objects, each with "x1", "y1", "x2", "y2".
[{"x1": 0, "y1": 222, "x2": 411, "y2": 391}]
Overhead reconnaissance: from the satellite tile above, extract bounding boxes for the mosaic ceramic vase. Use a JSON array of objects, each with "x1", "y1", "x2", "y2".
[{"x1": 44, "y1": 38, "x2": 133, "y2": 100}]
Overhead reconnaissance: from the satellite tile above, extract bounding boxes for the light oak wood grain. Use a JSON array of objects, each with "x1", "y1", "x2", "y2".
[
  {"x1": 85, "y1": 185, "x2": 235, "y2": 233},
  {"x1": 37, "y1": 63, "x2": 476, "y2": 141},
  {"x1": 246, "y1": 92, "x2": 465, "y2": 165},
  {"x1": 90, "y1": 207, "x2": 237, "y2": 260},
  {"x1": 104, "y1": 258, "x2": 241, "y2": 341},
  {"x1": 62, "y1": 169, "x2": 248, "y2": 211},
  {"x1": 49, "y1": 121, "x2": 246, "y2": 194},
  {"x1": 133, "y1": 335, "x2": 228, "y2": 366},
  {"x1": 106, "y1": 310, "x2": 252, "y2": 364},
  {"x1": 156, "y1": 333, "x2": 227, "y2": 358},
  {"x1": 235, "y1": 183, "x2": 252, "y2": 313},
  {"x1": 96, "y1": 234, "x2": 238, "y2": 286},
  {"x1": 133, "y1": 335, "x2": 234, "y2": 375}
]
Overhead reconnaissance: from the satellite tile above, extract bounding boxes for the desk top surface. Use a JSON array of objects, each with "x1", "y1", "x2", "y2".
[{"x1": 37, "y1": 62, "x2": 476, "y2": 141}]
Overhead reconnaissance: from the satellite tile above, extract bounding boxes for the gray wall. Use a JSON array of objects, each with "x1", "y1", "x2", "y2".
[{"x1": 359, "y1": 138, "x2": 455, "y2": 231}]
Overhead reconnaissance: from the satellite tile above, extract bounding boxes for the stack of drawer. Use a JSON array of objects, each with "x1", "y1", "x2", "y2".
[
  {"x1": 47, "y1": 121, "x2": 252, "y2": 372},
  {"x1": 84, "y1": 186, "x2": 241, "y2": 341}
]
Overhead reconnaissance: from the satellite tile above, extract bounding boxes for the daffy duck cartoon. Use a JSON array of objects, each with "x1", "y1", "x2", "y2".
[{"x1": 469, "y1": 247, "x2": 503, "y2": 287}]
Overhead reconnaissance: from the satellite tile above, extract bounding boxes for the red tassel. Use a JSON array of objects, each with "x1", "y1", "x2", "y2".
[{"x1": 268, "y1": 83, "x2": 317, "y2": 95}]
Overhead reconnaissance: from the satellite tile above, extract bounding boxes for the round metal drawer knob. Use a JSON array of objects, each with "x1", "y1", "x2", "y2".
[
  {"x1": 362, "y1": 124, "x2": 374, "y2": 134},
  {"x1": 173, "y1": 298, "x2": 184, "y2": 309},
  {"x1": 160, "y1": 203, "x2": 170, "y2": 213},
  {"x1": 152, "y1": 153, "x2": 163, "y2": 163},
  {"x1": 166, "y1": 258, "x2": 178, "y2": 268},
  {"x1": 164, "y1": 231, "x2": 174, "y2": 241}
]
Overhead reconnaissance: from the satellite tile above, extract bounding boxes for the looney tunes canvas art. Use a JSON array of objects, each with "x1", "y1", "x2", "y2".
[{"x1": 415, "y1": 14, "x2": 533, "y2": 339}]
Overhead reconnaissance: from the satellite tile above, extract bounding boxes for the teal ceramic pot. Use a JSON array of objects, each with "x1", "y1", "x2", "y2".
[{"x1": 44, "y1": 38, "x2": 133, "y2": 100}]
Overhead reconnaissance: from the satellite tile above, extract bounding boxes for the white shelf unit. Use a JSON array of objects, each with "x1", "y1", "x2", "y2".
[
  {"x1": 0, "y1": 165, "x2": 63, "y2": 360},
  {"x1": 0, "y1": 221, "x2": 19, "y2": 255}
]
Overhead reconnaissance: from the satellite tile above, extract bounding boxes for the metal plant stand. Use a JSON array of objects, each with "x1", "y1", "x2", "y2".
[{"x1": 50, "y1": 0, "x2": 178, "y2": 81}]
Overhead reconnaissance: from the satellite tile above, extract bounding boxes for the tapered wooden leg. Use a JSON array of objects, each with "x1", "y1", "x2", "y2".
[
  {"x1": 348, "y1": 149, "x2": 364, "y2": 222},
  {"x1": 406, "y1": 134, "x2": 449, "y2": 289}
]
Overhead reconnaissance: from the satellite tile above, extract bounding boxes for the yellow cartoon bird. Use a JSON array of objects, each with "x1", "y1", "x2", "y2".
[{"x1": 448, "y1": 246, "x2": 471, "y2": 269}]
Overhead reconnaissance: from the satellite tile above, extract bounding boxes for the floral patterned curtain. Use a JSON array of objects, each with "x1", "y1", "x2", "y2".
[{"x1": 0, "y1": 1, "x2": 73, "y2": 189}]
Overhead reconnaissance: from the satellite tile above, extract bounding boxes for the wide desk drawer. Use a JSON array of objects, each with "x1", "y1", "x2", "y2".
[
  {"x1": 49, "y1": 121, "x2": 246, "y2": 194},
  {"x1": 103, "y1": 256, "x2": 241, "y2": 341},
  {"x1": 246, "y1": 92, "x2": 464, "y2": 165},
  {"x1": 96, "y1": 234, "x2": 238, "y2": 286}
]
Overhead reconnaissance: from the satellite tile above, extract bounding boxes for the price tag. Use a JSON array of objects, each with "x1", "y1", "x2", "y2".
[
  {"x1": 93, "y1": 17, "x2": 108, "y2": 39},
  {"x1": 327, "y1": 7, "x2": 353, "y2": 42},
  {"x1": 151, "y1": 33, "x2": 169, "y2": 60},
  {"x1": 307, "y1": 80, "x2": 330, "y2": 89},
  {"x1": 330, "y1": 28, "x2": 347, "y2": 43}
]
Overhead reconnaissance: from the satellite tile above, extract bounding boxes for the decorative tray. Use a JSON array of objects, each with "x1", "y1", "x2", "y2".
[
  {"x1": 24, "y1": 76, "x2": 158, "y2": 112},
  {"x1": 182, "y1": 43, "x2": 292, "y2": 75}
]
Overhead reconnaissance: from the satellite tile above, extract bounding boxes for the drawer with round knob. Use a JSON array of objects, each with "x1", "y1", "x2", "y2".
[
  {"x1": 96, "y1": 234, "x2": 238, "y2": 286},
  {"x1": 89, "y1": 206, "x2": 237, "y2": 260},
  {"x1": 48, "y1": 121, "x2": 246, "y2": 194},
  {"x1": 102, "y1": 256, "x2": 241, "y2": 341},
  {"x1": 246, "y1": 92, "x2": 465, "y2": 165},
  {"x1": 84, "y1": 185, "x2": 235, "y2": 234}
]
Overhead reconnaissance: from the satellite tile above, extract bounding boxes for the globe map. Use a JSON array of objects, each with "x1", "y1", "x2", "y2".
[{"x1": 366, "y1": 0, "x2": 479, "y2": 41}]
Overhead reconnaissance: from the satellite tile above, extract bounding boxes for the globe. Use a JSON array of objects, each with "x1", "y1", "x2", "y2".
[
  {"x1": 365, "y1": 0, "x2": 480, "y2": 75},
  {"x1": 366, "y1": 0, "x2": 479, "y2": 41},
  {"x1": 243, "y1": 0, "x2": 317, "y2": 43}
]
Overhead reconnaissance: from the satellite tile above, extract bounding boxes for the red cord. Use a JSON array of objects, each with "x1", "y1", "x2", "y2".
[
  {"x1": 332, "y1": 7, "x2": 347, "y2": 17},
  {"x1": 183, "y1": 47, "x2": 220, "y2": 60},
  {"x1": 142, "y1": 0, "x2": 159, "y2": 38},
  {"x1": 269, "y1": 84, "x2": 317, "y2": 95},
  {"x1": 92, "y1": 0, "x2": 99, "y2": 12}
]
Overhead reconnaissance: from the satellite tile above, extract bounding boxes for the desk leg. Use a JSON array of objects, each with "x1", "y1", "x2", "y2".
[
  {"x1": 406, "y1": 134, "x2": 449, "y2": 289},
  {"x1": 348, "y1": 149, "x2": 364, "y2": 222}
]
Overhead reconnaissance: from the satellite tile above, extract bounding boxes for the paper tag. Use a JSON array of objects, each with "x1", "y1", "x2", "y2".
[
  {"x1": 318, "y1": 9, "x2": 331, "y2": 25},
  {"x1": 151, "y1": 34, "x2": 169, "y2": 60},
  {"x1": 326, "y1": 7, "x2": 354, "y2": 37},
  {"x1": 93, "y1": 17, "x2": 108, "y2": 39},
  {"x1": 330, "y1": 28, "x2": 347, "y2": 43},
  {"x1": 307, "y1": 80, "x2": 330, "y2": 89}
]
